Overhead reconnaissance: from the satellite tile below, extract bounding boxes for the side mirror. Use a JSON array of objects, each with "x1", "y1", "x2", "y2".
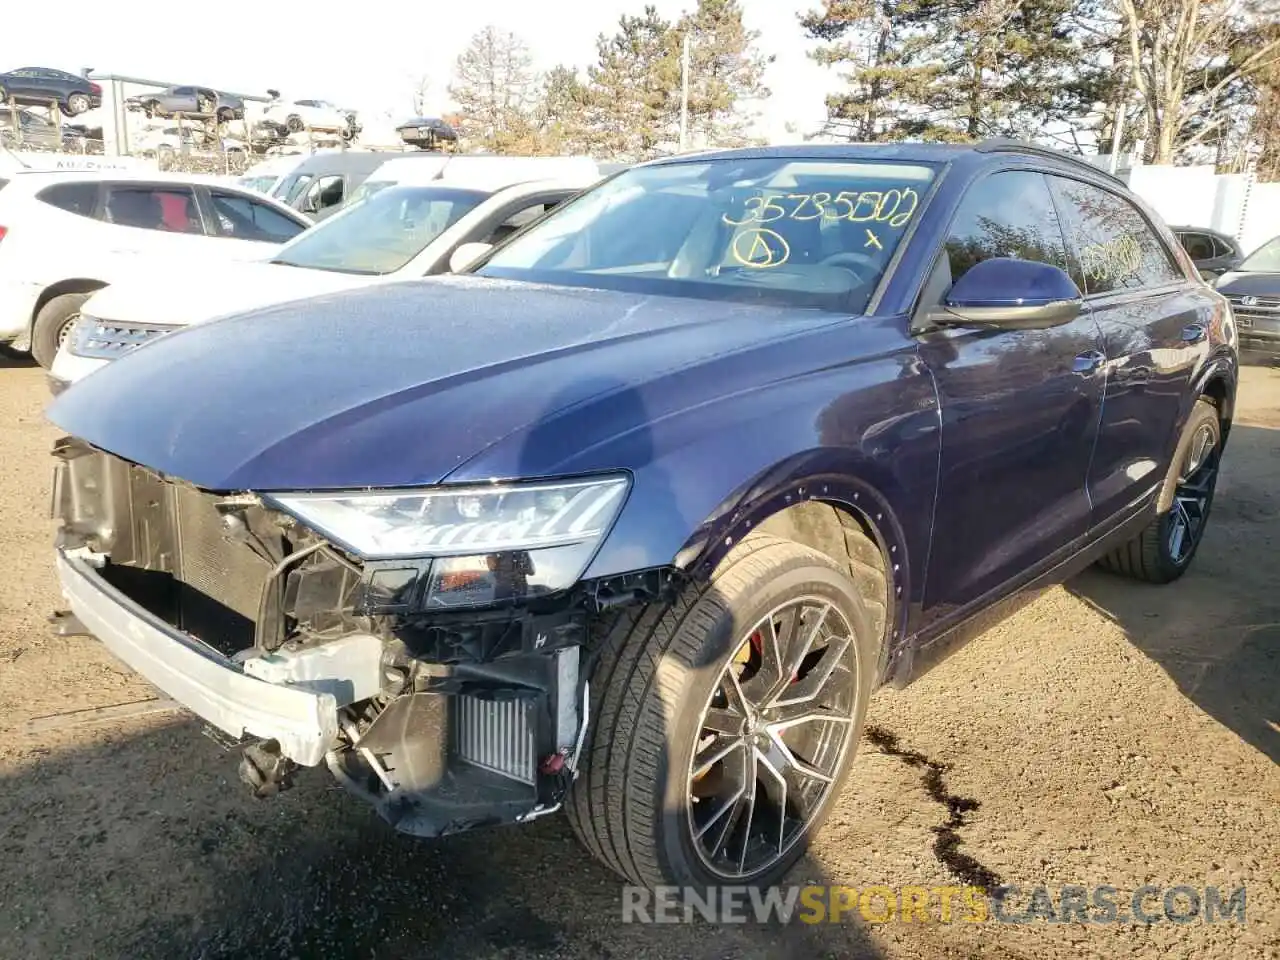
[
  {"x1": 449, "y1": 241, "x2": 493, "y2": 273},
  {"x1": 934, "y1": 257, "x2": 1083, "y2": 330}
]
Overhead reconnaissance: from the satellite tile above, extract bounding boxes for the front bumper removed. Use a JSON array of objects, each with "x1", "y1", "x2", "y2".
[
  {"x1": 55, "y1": 548, "x2": 381, "y2": 766},
  {"x1": 48, "y1": 443, "x2": 675, "y2": 839}
]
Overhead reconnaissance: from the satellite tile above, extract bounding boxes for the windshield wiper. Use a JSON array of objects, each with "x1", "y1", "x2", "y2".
[{"x1": 266, "y1": 258, "x2": 380, "y2": 276}]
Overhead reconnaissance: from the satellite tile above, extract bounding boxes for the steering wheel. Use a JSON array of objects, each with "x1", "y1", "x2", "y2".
[{"x1": 818, "y1": 251, "x2": 880, "y2": 285}]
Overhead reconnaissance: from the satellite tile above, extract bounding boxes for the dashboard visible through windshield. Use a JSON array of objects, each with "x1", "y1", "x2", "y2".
[
  {"x1": 269, "y1": 184, "x2": 490, "y2": 275},
  {"x1": 477, "y1": 157, "x2": 938, "y2": 311}
]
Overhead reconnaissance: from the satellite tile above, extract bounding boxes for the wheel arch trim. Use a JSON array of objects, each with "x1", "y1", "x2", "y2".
[{"x1": 671, "y1": 452, "x2": 915, "y2": 673}]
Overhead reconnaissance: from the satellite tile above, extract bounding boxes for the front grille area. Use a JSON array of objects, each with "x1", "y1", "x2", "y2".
[
  {"x1": 54, "y1": 447, "x2": 280, "y2": 656},
  {"x1": 70, "y1": 315, "x2": 173, "y2": 359},
  {"x1": 1227, "y1": 295, "x2": 1280, "y2": 328}
]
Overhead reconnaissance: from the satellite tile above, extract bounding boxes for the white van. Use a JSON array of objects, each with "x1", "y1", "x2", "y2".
[
  {"x1": 347, "y1": 154, "x2": 601, "y2": 205},
  {"x1": 236, "y1": 155, "x2": 301, "y2": 195}
]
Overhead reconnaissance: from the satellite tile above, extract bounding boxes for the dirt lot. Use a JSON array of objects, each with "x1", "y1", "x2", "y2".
[{"x1": 0, "y1": 356, "x2": 1276, "y2": 960}]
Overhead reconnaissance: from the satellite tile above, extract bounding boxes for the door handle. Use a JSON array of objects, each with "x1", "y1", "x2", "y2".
[
  {"x1": 1073, "y1": 350, "x2": 1106, "y2": 374},
  {"x1": 1181, "y1": 323, "x2": 1207, "y2": 344}
]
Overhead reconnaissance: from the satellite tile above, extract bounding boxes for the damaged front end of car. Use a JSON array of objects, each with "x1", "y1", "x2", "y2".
[{"x1": 51, "y1": 437, "x2": 673, "y2": 838}]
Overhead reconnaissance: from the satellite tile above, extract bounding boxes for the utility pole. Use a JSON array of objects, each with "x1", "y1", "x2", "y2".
[{"x1": 679, "y1": 31, "x2": 691, "y2": 152}]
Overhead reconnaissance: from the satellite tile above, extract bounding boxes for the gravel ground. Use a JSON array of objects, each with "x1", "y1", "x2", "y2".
[{"x1": 0, "y1": 356, "x2": 1276, "y2": 960}]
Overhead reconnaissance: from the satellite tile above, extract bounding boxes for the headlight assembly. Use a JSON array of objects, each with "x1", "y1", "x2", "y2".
[{"x1": 268, "y1": 475, "x2": 629, "y2": 609}]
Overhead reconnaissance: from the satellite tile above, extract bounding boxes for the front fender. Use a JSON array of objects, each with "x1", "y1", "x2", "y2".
[
  {"x1": 572, "y1": 358, "x2": 940, "y2": 604},
  {"x1": 443, "y1": 323, "x2": 941, "y2": 629}
]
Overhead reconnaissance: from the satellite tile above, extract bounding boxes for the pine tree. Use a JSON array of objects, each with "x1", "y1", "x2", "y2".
[
  {"x1": 675, "y1": 0, "x2": 773, "y2": 148},
  {"x1": 801, "y1": 0, "x2": 939, "y2": 141},
  {"x1": 448, "y1": 26, "x2": 539, "y2": 150},
  {"x1": 536, "y1": 66, "x2": 593, "y2": 155},
  {"x1": 582, "y1": 7, "x2": 682, "y2": 160},
  {"x1": 803, "y1": 0, "x2": 1093, "y2": 143}
]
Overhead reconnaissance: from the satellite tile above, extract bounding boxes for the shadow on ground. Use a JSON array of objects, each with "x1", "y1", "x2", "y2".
[
  {"x1": 0, "y1": 346, "x2": 37, "y2": 369},
  {"x1": 0, "y1": 718, "x2": 887, "y2": 960},
  {"x1": 1068, "y1": 423, "x2": 1280, "y2": 764}
]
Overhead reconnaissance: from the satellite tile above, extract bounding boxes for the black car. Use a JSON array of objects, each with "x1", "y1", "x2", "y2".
[
  {"x1": 0, "y1": 66, "x2": 101, "y2": 116},
  {"x1": 1215, "y1": 235, "x2": 1280, "y2": 360},
  {"x1": 1171, "y1": 225, "x2": 1244, "y2": 280},
  {"x1": 124, "y1": 86, "x2": 244, "y2": 122},
  {"x1": 396, "y1": 116, "x2": 457, "y2": 150}
]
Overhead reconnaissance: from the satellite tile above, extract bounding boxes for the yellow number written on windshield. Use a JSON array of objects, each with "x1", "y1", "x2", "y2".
[{"x1": 722, "y1": 188, "x2": 919, "y2": 229}]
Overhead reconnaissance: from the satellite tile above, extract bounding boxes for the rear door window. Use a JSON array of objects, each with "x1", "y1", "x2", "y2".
[
  {"x1": 38, "y1": 181, "x2": 99, "y2": 217},
  {"x1": 1046, "y1": 176, "x2": 1184, "y2": 294},
  {"x1": 103, "y1": 185, "x2": 202, "y2": 234},
  {"x1": 944, "y1": 170, "x2": 1073, "y2": 285}
]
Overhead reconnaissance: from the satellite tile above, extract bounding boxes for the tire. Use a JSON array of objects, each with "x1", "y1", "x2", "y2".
[
  {"x1": 285, "y1": 114, "x2": 304, "y2": 133},
  {"x1": 65, "y1": 93, "x2": 91, "y2": 116},
  {"x1": 1096, "y1": 398, "x2": 1221, "y2": 583},
  {"x1": 567, "y1": 533, "x2": 880, "y2": 889},
  {"x1": 31, "y1": 292, "x2": 91, "y2": 369}
]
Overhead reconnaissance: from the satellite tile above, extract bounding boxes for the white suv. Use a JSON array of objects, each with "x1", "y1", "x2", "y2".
[
  {"x1": 50, "y1": 175, "x2": 602, "y2": 390},
  {"x1": 0, "y1": 169, "x2": 312, "y2": 367},
  {"x1": 262, "y1": 99, "x2": 354, "y2": 137}
]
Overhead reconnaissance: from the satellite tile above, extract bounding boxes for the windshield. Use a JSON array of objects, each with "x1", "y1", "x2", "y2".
[
  {"x1": 347, "y1": 178, "x2": 397, "y2": 205},
  {"x1": 269, "y1": 184, "x2": 490, "y2": 275},
  {"x1": 1239, "y1": 236, "x2": 1280, "y2": 272},
  {"x1": 478, "y1": 157, "x2": 936, "y2": 311},
  {"x1": 238, "y1": 175, "x2": 278, "y2": 194}
]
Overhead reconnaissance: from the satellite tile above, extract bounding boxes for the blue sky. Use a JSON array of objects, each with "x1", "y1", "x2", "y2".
[{"x1": 5, "y1": 0, "x2": 835, "y2": 140}]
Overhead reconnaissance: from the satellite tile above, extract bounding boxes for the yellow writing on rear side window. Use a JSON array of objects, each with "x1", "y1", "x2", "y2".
[
  {"x1": 723, "y1": 188, "x2": 920, "y2": 229},
  {"x1": 1079, "y1": 233, "x2": 1143, "y2": 285}
]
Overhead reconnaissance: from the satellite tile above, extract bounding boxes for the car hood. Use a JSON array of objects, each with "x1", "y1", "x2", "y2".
[
  {"x1": 47, "y1": 275, "x2": 848, "y2": 491},
  {"x1": 83, "y1": 259, "x2": 374, "y2": 328},
  {"x1": 1215, "y1": 271, "x2": 1280, "y2": 296}
]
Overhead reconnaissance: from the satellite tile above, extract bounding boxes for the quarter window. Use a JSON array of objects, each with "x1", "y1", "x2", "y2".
[
  {"x1": 944, "y1": 170, "x2": 1072, "y2": 285},
  {"x1": 1047, "y1": 176, "x2": 1183, "y2": 294},
  {"x1": 38, "y1": 182, "x2": 99, "y2": 217}
]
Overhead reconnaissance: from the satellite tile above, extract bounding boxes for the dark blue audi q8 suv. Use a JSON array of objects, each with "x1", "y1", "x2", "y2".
[{"x1": 47, "y1": 140, "x2": 1237, "y2": 890}]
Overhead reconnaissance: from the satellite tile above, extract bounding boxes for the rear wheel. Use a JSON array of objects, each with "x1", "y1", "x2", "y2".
[
  {"x1": 286, "y1": 114, "x2": 304, "y2": 133},
  {"x1": 65, "y1": 93, "x2": 91, "y2": 116},
  {"x1": 567, "y1": 534, "x2": 879, "y2": 889},
  {"x1": 31, "y1": 292, "x2": 90, "y2": 369},
  {"x1": 1096, "y1": 398, "x2": 1221, "y2": 583}
]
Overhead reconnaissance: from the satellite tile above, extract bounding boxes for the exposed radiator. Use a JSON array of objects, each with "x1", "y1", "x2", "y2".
[
  {"x1": 453, "y1": 695, "x2": 537, "y2": 785},
  {"x1": 171, "y1": 483, "x2": 270, "y2": 623}
]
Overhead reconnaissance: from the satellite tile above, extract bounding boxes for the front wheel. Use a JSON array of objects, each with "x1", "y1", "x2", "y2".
[
  {"x1": 31, "y1": 292, "x2": 90, "y2": 369},
  {"x1": 568, "y1": 534, "x2": 879, "y2": 889},
  {"x1": 1096, "y1": 398, "x2": 1222, "y2": 583}
]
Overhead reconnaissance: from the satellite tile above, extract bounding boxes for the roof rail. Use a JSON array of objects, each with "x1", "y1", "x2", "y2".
[{"x1": 974, "y1": 138, "x2": 1126, "y2": 186}]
